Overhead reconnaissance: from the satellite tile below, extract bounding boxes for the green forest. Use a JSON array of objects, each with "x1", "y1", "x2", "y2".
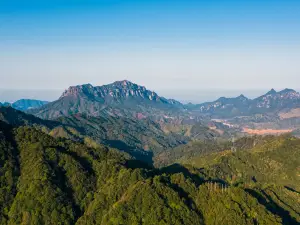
[{"x1": 0, "y1": 107, "x2": 299, "y2": 224}]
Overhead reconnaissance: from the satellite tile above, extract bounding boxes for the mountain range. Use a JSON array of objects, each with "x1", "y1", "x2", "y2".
[
  {"x1": 2, "y1": 81, "x2": 300, "y2": 140},
  {"x1": 3, "y1": 81, "x2": 300, "y2": 123},
  {"x1": 24, "y1": 81, "x2": 300, "y2": 138},
  {"x1": 0, "y1": 80, "x2": 300, "y2": 224},
  {"x1": 25, "y1": 81, "x2": 300, "y2": 122},
  {"x1": 3, "y1": 81, "x2": 300, "y2": 165},
  {"x1": 190, "y1": 88, "x2": 300, "y2": 118}
]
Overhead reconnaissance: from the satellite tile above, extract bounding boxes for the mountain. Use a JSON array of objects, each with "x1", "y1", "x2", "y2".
[
  {"x1": 31, "y1": 80, "x2": 184, "y2": 120},
  {"x1": 0, "y1": 102, "x2": 10, "y2": 107},
  {"x1": 27, "y1": 81, "x2": 238, "y2": 148},
  {"x1": 11, "y1": 99, "x2": 48, "y2": 111},
  {"x1": 208, "y1": 89, "x2": 300, "y2": 133},
  {"x1": 0, "y1": 117, "x2": 297, "y2": 224},
  {"x1": 252, "y1": 88, "x2": 300, "y2": 111},
  {"x1": 60, "y1": 80, "x2": 181, "y2": 105},
  {"x1": 192, "y1": 88, "x2": 300, "y2": 118},
  {"x1": 0, "y1": 99, "x2": 48, "y2": 111},
  {"x1": 189, "y1": 94, "x2": 251, "y2": 117}
]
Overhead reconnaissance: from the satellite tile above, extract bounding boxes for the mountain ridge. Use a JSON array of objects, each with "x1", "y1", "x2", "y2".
[
  {"x1": 60, "y1": 80, "x2": 182, "y2": 106},
  {"x1": 30, "y1": 80, "x2": 185, "y2": 120},
  {"x1": 192, "y1": 88, "x2": 300, "y2": 118},
  {"x1": 29, "y1": 80, "x2": 300, "y2": 120}
]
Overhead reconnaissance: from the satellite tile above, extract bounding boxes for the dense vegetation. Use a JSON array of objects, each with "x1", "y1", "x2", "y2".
[
  {"x1": 0, "y1": 121, "x2": 202, "y2": 224},
  {"x1": 0, "y1": 106, "x2": 189, "y2": 163},
  {"x1": 1, "y1": 106, "x2": 237, "y2": 165},
  {"x1": 1, "y1": 109, "x2": 300, "y2": 224},
  {"x1": 154, "y1": 136, "x2": 268, "y2": 167},
  {"x1": 178, "y1": 135, "x2": 300, "y2": 224}
]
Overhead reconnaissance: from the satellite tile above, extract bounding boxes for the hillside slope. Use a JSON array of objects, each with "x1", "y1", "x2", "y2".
[
  {"x1": 0, "y1": 119, "x2": 298, "y2": 224},
  {"x1": 0, "y1": 106, "x2": 188, "y2": 163},
  {"x1": 175, "y1": 135, "x2": 300, "y2": 224}
]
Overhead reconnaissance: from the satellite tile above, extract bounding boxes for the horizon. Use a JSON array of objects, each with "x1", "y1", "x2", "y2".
[{"x1": 1, "y1": 80, "x2": 299, "y2": 104}]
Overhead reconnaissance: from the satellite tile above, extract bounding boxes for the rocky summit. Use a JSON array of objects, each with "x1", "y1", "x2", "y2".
[
  {"x1": 60, "y1": 80, "x2": 181, "y2": 105},
  {"x1": 30, "y1": 80, "x2": 184, "y2": 119}
]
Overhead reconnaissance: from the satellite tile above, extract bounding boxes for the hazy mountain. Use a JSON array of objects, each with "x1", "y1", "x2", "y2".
[
  {"x1": 188, "y1": 94, "x2": 251, "y2": 117},
  {"x1": 252, "y1": 88, "x2": 300, "y2": 111},
  {"x1": 192, "y1": 88, "x2": 300, "y2": 118},
  {"x1": 31, "y1": 80, "x2": 184, "y2": 120},
  {"x1": 26, "y1": 80, "x2": 300, "y2": 139},
  {"x1": 11, "y1": 99, "x2": 49, "y2": 111},
  {"x1": 0, "y1": 102, "x2": 10, "y2": 107},
  {"x1": 30, "y1": 80, "x2": 300, "y2": 122},
  {"x1": 0, "y1": 99, "x2": 48, "y2": 111}
]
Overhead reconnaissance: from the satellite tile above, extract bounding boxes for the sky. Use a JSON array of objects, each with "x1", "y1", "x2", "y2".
[{"x1": 0, "y1": 0, "x2": 300, "y2": 103}]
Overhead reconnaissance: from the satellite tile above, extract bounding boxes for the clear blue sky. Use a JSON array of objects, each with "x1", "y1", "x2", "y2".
[{"x1": 0, "y1": 0, "x2": 300, "y2": 102}]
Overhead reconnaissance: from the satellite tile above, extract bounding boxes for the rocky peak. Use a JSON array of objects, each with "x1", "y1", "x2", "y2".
[
  {"x1": 100, "y1": 80, "x2": 157, "y2": 100},
  {"x1": 59, "y1": 80, "x2": 181, "y2": 105},
  {"x1": 237, "y1": 94, "x2": 248, "y2": 101},
  {"x1": 113, "y1": 80, "x2": 134, "y2": 87},
  {"x1": 259, "y1": 88, "x2": 300, "y2": 99},
  {"x1": 265, "y1": 88, "x2": 277, "y2": 96},
  {"x1": 277, "y1": 88, "x2": 300, "y2": 99},
  {"x1": 60, "y1": 83, "x2": 94, "y2": 98}
]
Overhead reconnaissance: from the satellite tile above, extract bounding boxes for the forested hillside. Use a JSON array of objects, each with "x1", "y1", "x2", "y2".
[
  {"x1": 0, "y1": 106, "x2": 189, "y2": 163},
  {"x1": 1, "y1": 115, "x2": 299, "y2": 224},
  {"x1": 0, "y1": 122, "x2": 199, "y2": 224}
]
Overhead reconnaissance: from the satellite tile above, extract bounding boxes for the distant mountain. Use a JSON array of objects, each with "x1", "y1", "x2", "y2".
[
  {"x1": 30, "y1": 80, "x2": 184, "y2": 119},
  {"x1": 188, "y1": 94, "x2": 251, "y2": 117},
  {"x1": 192, "y1": 88, "x2": 300, "y2": 118},
  {"x1": 0, "y1": 99, "x2": 48, "y2": 111},
  {"x1": 60, "y1": 80, "x2": 181, "y2": 105},
  {"x1": 252, "y1": 88, "x2": 300, "y2": 110},
  {"x1": 11, "y1": 99, "x2": 49, "y2": 111},
  {"x1": 27, "y1": 81, "x2": 300, "y2": 136},
  {"x1": 0, "y1": 102, "x2": 10, "y2": 107}
]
